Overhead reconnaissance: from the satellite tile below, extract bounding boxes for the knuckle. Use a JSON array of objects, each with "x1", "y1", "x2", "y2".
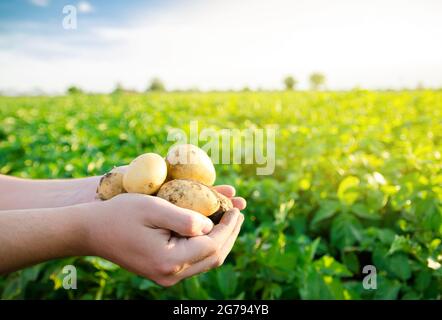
[{"x1": 156, "y1": 260, "x2": 183, "y2": 276}]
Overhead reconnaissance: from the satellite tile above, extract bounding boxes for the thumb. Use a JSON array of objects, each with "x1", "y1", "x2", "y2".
[{"x1": 147, "y1": 197, "x2": 214, "y2": 236}]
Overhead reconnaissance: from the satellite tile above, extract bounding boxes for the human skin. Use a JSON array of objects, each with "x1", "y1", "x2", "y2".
[
  {"x1": 0, "y1": 174, "x2": 246, "y2": 286},
  {"x1": 0, "y1": 174, "x2": 246, "y2": 210}
]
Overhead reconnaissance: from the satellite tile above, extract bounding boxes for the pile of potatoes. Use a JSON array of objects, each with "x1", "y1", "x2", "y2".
[{"x1": 96, "y1": 144, "x2": 232, "y2": 222}]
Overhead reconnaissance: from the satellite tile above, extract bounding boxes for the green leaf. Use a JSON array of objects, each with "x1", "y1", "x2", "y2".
[
  {"x1": 401, "y1": 290, "x2": 421, "y2": 300},
  {"x1": 314, "y1": 255, "x2": 352, "y2": 277},
  {"x1": 418, "y1": 200, "x2": 441, "y2": 231},
  {"x1": 311, "y1": 200, "x2": 340, "y2": 226},
  {"x1": 20, "y1": 265, "x2": 41, "y2": 283},
  {"x1": 374, "y1": 277, "x2": 401, "y2": 300},
  {"x1": 306, "y1": 238, "x2": 321, "y2": 262},
  {"x1": 389, "y1": 254, "x2": 412, "y2": 281},
  {"x1": 139, "y1": 279, "x2": 160, "y2": 291},
  {"x1": 299, "y1": 268, "x2": 331, "y2": 299},
  {"x1": 337, "y1": 176, "x2": 360, "y2": 205},
  {"x1": 415, "y1": 270, "x2": 431, "y2": 291},
  {"x1": 388, "y1": 235, "x2": 421, "y2": 256},
  {"x1": 299, "y1": 267, "x2": 348, "y2": 299},
  {"x1": 184, "y1": 276, "x2": 210, "y2": 300},
  {"x1": 376, "y1": 229, "x2": 396, "y2": 245},
  {"x1": 216, "y1": 265, "x2": 238, "y2": 298},
  {"x1": 351, "y1": 203, "x2": 380, "y2": 220},
  {"x1": 330, "y1": 214, "x2": 363, "y2": 250},
  {"x1": 342, "y1": 252, "x2": 360, "y2": 274},
  {"x1": 1, "y1": 277, "x2": 21, "y2": 299},
  {"x1": 84, "y1": 257, "x2": 120, "y2": 271},
  {"x1": 366, "y1": 190, "x2": 388, "y2": 211},
  {"x1": 262, "y1": 283, "x2": 283, "y2": 299}
]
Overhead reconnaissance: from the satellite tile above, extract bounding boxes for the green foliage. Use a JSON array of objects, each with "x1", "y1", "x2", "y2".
[{"x1": 0, "y1": 90, "x2": 441, "y2": 299}]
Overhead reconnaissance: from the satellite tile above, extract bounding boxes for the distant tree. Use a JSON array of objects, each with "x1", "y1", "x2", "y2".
[
  {"x1": 283, "y1": 76, "x2": 297, "y2": 90},
  {"x1": 148, "y1": 78, "x2": 165, "y2": 92},
  {"x1": 112, "y1": 82, "x2": 124, "y2": 95},
  {"x1": 66, "y1": 86, "x2": 83, "y2": 95},
  {"x1": 309, "y1": 73, "x2": 326, "y2": 90},
  {"x1": 242, "y1": 86, "x2": 251, "y2": 92}
]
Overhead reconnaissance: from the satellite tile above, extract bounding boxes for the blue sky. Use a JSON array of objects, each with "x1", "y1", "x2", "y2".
[
  {"x1": 1, "y1": 0, "x2": 442, "y2": 94},
  {"x1": 0, "y1": 0, "x2": 165, "y2": 22}
]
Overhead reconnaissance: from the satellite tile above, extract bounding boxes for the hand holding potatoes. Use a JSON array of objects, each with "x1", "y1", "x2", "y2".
[
  {"x1": 93, "y1": 144, "x2": 246, "y2": 286},
  {"x1": 87, "y1": 193, "x2": 244, "y2": 287}
]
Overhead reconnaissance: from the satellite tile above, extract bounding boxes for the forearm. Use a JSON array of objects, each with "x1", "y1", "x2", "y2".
[
  {"x1": 0, "y1": 204, "x2": 90, "y2": 274},
  {"x1": 0, "y1": 174, "x2": 101, "y2": 210}
]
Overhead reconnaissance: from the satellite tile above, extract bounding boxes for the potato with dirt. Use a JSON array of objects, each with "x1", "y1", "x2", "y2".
[
  {"x1": 157, "y1": 179, "x2": 233, "y2": 220},
  {"x1": 96, "y1": 165, "x2": 128, "y2": 200},
  {"x1": 166, "y1": 144, "x2": 216, "y2": 186}
]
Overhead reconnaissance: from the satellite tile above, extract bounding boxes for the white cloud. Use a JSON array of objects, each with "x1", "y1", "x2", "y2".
[
  {"x1": 3, "y1": 0, "x2": 442, "y2": 93},
  {"x1": 78, "y1": 1, "x2": 94, "y2": 14},
  {"x1": 29, "y1": 0, "x2": 49, "y2": 7}
]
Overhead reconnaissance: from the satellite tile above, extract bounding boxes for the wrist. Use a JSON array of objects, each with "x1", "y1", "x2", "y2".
[
  {"x1": 63, "y1": 202, "x2": 98, "y2": 257},
  {"x1": 60, "y1": 176, "x2": 102, "y2": 207}
]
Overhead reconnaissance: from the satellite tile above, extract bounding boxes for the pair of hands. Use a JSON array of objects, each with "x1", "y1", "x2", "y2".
[
  {"x1": 81, "y1": 185, "x2": 246, "y2": 287},
  {"x1": 0, "y1": 173, "x2": 246, "y2": 287}
]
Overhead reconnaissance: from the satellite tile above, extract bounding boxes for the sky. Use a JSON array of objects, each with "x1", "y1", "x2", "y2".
[{"x1": 0, "y1": 0, "x2": 441, "y2": 94}]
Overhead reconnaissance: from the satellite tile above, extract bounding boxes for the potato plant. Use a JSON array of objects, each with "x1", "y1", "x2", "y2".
[{"x1": 0, "y1": 90, "x2": 441, "y2": 299}]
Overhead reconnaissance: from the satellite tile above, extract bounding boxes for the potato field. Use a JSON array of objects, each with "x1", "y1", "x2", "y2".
[{"x1": 0, "y1": 90, "x2": 441, "y2": 299}]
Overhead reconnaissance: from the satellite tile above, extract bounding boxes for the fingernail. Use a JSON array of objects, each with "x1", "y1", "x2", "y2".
[{"x1": 201, "y1": 218, "x2": 214, "y2": 234}]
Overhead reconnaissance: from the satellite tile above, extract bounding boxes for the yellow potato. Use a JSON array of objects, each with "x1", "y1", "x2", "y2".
[
  {"x1": 157, "y1": 179, "x2": 233, "y2": 217},
  {"x1": 96, "y1": 165, "x2": 128, "y2": 200},
  {"x1": 123, "y1": 153, "x2": 167, "y2": 195},
  {"x1": 166, "y1": 144, "x2": 216, "y2": 186}
]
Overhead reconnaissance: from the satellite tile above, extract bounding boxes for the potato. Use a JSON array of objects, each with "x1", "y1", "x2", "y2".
[
  {"x1": 166, "y1": 144, "x2": 216, "y2": 186},
  {"x1": 123, "y1": 153, "x2": 167, "y2": 195},
  {"x1": 96, "y1": 165, "x2": 128, "y2": 200},
  {"x1": 157, "y1": 179, "x2": 233, "y2": 218}
]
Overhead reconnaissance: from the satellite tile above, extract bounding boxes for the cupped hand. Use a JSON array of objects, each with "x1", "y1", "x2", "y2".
[{"x1": 85, "y1": 187, "x2": 246, "y2": 287}]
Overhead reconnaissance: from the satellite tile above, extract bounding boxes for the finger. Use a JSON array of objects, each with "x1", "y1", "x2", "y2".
[
  {"x1": 231, "y1": 197, "x2": 247, "y2": 210},
  {"x1": 219, "y1": 213, "x2": 244, "y2": 259},
  {"x1": 146, "y1": 196, "x2": 214, "y2": 237},
  {"x1": 207, "y1": 208, "x2": 241, "y2": 243},
  {"x1": 213, "y1": 185, "x2": 235, "y2": 198},
  {"x1": 175, "y1": 212, "x2": 244, "y2": 280},
  {"x1": 170, "y1": 208, "x2": 241, "y2": 265}
]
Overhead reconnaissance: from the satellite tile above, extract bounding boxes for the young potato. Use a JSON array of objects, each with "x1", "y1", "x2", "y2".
[
  {"x1": 157, "y1": 179, "x2": 233, "y2": 218},
  {"x1": 123, "y1": 153, "x2": 167, "y2": 195},
  {"x1": 166, "y1": 144, "x2": 216, "y2": 186},
  {"x1": 96, "y1": 165, "x2": 128, "y2": 200}
]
